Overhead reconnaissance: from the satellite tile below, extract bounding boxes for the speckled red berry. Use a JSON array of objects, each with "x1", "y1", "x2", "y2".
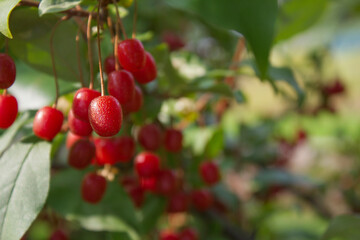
[
  {"x1": 140, "y1": 176, "x2": 157, "y2": 192},
  {"x1": 50, "y1": 229, "x2": 68, "y2": 240},
  {"x1": 108, "y1": 70, "x2": 135, "y2": 104},
  {"x1": 0, "y1": 54, "x2": 16, "y2": 89},
  {"x1": 178, "y1": 228, "x2": 198, "y2": 240},
  {"x1": 33, "y1": 106, "x2": 64, "y2": 141},
  {"x1": 72, "y1": 88, "x2": 101, "y2": 122},
  {"x1": 164, "y1": 128, "x2": 183, "y2": 152},
  {"x1": 199, "y1": 161, "x2": 220, "y2": 186},
  {"x1": 191, "y1": 189, "x2": 213, "y2": 211},
  {"x1": 122, "y1": 85, "x2": 143, "y2": 114},
  {"x1": 68, "y1": 110, "x2": 92, "y2": 136},
  {"x1": 138, "y1": 124, "x2": 162, "y2": 151},
  {"x1": 89, "y1": 96, "x2": 122, "y2": 137},
  {"x1": 131, "y1": 52, "x2": 157, "y2": 84},
  {"x1": 94, "y1": 137, "x2": 120, "y2": 165},
  {"x1": 117, "y1": 39, "x2": 146, "y2": 72},
  {"x1": 156, "y1": 169, "x2": 177, "y2": 196},
  {"x1": 104, "y1": 55, "x2": 116, "y2": 75},
  {"x1": 0, "y1": 94, "x2": 18, "y2": 129},
  {"x1": 68, "y1": 139, "x2": 95, "y2": 169},
  {"x1": 81, "y1": 173, "x2": 107, "y2": 204},
  {"x1": 135, "y1": 152, "x2": 160, "y2": 178}
]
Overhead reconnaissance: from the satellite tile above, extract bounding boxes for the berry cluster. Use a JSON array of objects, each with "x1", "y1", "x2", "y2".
[{"x1": 160, "y1": 228, "x2": 198, "y2": 240}]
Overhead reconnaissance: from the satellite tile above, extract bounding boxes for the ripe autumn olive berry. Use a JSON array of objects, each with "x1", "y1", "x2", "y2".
[
  {"x1": 131, "y1": 52, "x2": 157, "y2": 84},
  {"x1": 0, "y1": 94, "x2": 18, "y2": 129},
  {"x1": 178, "y1": 228, "x2": 199, "y2": 240},
  {"x1": 191, "y1": 189, "x2": 213, "y2": 211},
  {"x1": 68, "y1": 139, "x2": 95, "y2": 169},
  {"x1": 33, "y1": 106, "x2": 64, "y2": 141},
  {"x1": 88, "y1": 96, "x2": 122, "y2": 137},
  {"x1": 0, "y1": 53, "x2": 16, "y2": 89},
  {"x1": 135, "y1": 152, "x2": 160, "y2": 178},
  {"x1": 117, "y1": 39, "x2": 146, "y2": 72},
  {"x1": 122, "y1": 85, "x2": 143, "y2": 114},
  {"x1": 167, "y1": 191, "x2": 189, "y2": 214},
  {"x1": 49, "y1": 229, "x2": 68, "y2": 240},
  {"x1": 108, "y1": 70, "x2": 135, "y2": 104},
  {"x1": 159, "y1": 232, "x2": 180, "y2": 240},
  {"x1": 138, "y1": 123, "x2": 162, "y2": 151},
  {"x1": 68, "y1": 110, "x2": 92, "y2": 137},
  {"x1": 81, "y1": 173, "x2": 107, "y2": 204},
  {"x1": 155, "y1": 169, "x2": 177, "y2": 196},
  {"x1": 72, "y1": 88, "x2": 101, "y2": 122},
  {"x1": 104, "y1": 55, "x2": 116, "y2": 75},
  {"x1": 164, "y1": 128, "x2": 183, "y2": 152},
  {"x1": 199, "y1": 161, "x2": 220, "y2": 186}
]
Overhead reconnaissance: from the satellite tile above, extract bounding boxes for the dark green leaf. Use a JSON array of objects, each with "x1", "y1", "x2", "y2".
[
  {"x1": 139, "y1": 194, "x2": 166, "y2": 234},
  {"x1": 204, "y1": 127, "x2": 224, "y2": 159},
  {"x1": 0, "y1": 0, "x2": 21, "y2": 38},
  {"x1": 39, "y1": 0, "x2": 82, "y2": 16},
  {"x1": 47, "y1": 169, "x2": 139, "y2": 235},
  {"x1": 322, "y1": 215, "x2": 360, "y2": 240},
  {"x1": 0, "y1": 141, "x2": 51, "y2": 240},
  {"x1": 233, "y1": 90, "x2": 247, "y2": 103},
  {"x1": 276, "y1": 0, "x2": 327, "y2": 42}
]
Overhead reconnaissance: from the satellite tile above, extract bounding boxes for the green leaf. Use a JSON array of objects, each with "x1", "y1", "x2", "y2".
[
  {"x1": 169, "y1": 0, "x2": 278, "y2": 78},
  {"x1": 276, "y1": 0, "x2": 327, "y2": 42},
  {"x1": 268, "y1": 66, "x2": 305, "y2": 106},
  {"x1": 322, "y1": 215, "x2": 360, "y2": 240},
  {"x1": 204, "y1": 127, "x2": 224, "y2": 159},
  {"x1": 39, "y1": 0, "x2": 82, "y2": 16},
  {"x1": 139, "y1": 194, "x2": 166, "y2": 234},
  {"x1": 0, "y1": 112, "x2": 31, "y2": 156},
  {"x1": 0, "y1": 0, "x2": 21, "y2": 38},
  {"x1": 233, "y1": 90, "x2": 247, "y2": 103},
  {"x1": 47, "y1": 169, "x2": 139, "y2": 235},
  {"x1": 0, "y1": 141, "x2": 51, "y2": 240}
]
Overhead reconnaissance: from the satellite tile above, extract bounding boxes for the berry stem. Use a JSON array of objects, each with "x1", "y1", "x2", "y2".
[
  {"x1": 97, "y1": 1, "x2": 105, "y2": 96},
  {"x1": 112, "y1": 0, "x2": 128, "y2": 39},
  {"x1": 87, "y1": 13, "x2": 94, "y2": 89},
  {"x1": 132, "y1": 0, "x2": 138, "y2": 39},
  {"x1": 107, "y1": 16, "x2": 115, "y2": 44},
  {"x1": 76, "y1": 27, "x2": 85, "y2": 87},
  {"x1": 50, "y1": 15, "x2": 69, "y2": 108},
  {"x1": 3, "y1": 89, "x2": 7, "y2": 96}
]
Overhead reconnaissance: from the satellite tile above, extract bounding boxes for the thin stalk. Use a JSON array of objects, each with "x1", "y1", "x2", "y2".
[
  {"x1": 132, "y1": 0, "x2": 137, "y2": 38},
  {"x1": 97, "y1": 1, "x2": 105, "y2": 96},
  {"x1": 75, "y1": 27, "x2": 85, "y2": 87},
  {"x1": 87, "y1": 13, "x2": 94, "y2": 89},
  {"x1": 3, "y1": 89, "x2": 7, "y2": 96},
  {"x1": 112, "y1": 0, "x2": 128, "y2": 39}
]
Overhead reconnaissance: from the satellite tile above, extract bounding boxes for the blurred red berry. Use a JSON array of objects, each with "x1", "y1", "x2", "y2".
[
  {"x1": 199, "y1": 161, "x2": 220, "y2": 186},
  {"x1": 138, "y1": 124, "x2": 162, "y2": 151}
]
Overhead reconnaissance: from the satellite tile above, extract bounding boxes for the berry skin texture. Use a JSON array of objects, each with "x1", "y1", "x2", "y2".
[
  {"x1": 178, "y1": 228, "x2": 198, "y2": 240},
  {"x1": 68, "y1": 110, "x2": 92, "y2": 136},
  {"x1": 160, "y1": 232, "x2": 180, "y2": 240},
  {"x1": 155, "y1": 169, "x2": 177, "y2": 196},
  {"x1": 199, "y1": 161, "x2": 220, "y2": 186},
  {"x1": 72, "y1": 88, "x2": 101, "y2": 122},
  {"x1": 131, "y1": 52, "x2": 157, "y2": 84},
  {"x1": 81, "y1": 173, "x2": 107, "y2": 204},
  {"x1": 50, "y1": 229, "x2": 68, "y2": 240},
  {"x1": 122, "y1": 85, "x2": 143, "y2": 114},
  {"x1": 138, "y1": 124, "x2": 162, "y2": 151},
  {"x1": 117, "y1": 39, "x2": 146, "y2": 72},
  {"x1": 164, "y1": 128, "x2": 183, "y2": 152},
  {"x1": 0, "y1": 53, "x2": 16, "y2": 89},
  {"x1": 104, "y1": 55, "x2": 116, "y2": 75},
  {"x1": 68, "y1": 139, "x2": 95, "y2": 169},
  {"x1": 33, "y1": 106, "x2": 64, "y2": 141},
  {"x1": 89, "y1": 96, "x2": 123, "y2": 137},
  {"x1": 0, "y1": 94, "x2": 18, "y2": 129},
  {"x1": 191, "y1": 189, "x2": 213, "y2": 211},
  {"x1": 167, "y1": 191, "x2": 189, "y2": 213},
  {"x1": 135, "y1": 152, "x2": 160, "y2": 178},
  {"x1": 108, "y1": 70, "x2": 135, "y2": 104}
]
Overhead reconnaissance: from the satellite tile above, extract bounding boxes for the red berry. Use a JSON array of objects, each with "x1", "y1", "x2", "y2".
[
  {"x1": 135, "y1": 152, "x2": 160, "y2": 178},
  {"x1": 128, "y1": 185, "x2": 145, "y2": 208},
  {"x1": 33, "y1": 106, "x2": 64, "y2": 141},
  {"x1": 164, "y1": 128, "x2": 183, "y2": 152},
  {"x1": 104, "y1": 55, "x2": 116, "y2": 75},
  {"x1": 50, "y1": 229, "x2": 68, "y2": 240},
  {"x1": 178, "y1": 228, "x2": 198, "y2": 240},
  {"x1": 81, "y1": 173, "x2": 107, "y2": 204},
  {"x1": 191, "y1": 189, "x2": 213, "y2": 211},
  {"x1": 162, "y1": 32, "x2": 185, "y2": 51},
  {"x1": 89, "y1": 96, "x2": 123, "y2": 137},
  {"x1": 68, "y1": 110, "x2": 92, "y2": 136},
  {"x1": 94, "y1": 137, "x2": 120, "y2": 165},
  {"x1": 0, "y1": 94, "x2": 18, "y2": 129},
  {"x1": 296, "y1": 129, "x2": 307, "y2": 143},
  {"x1": 72, "y1": 88, "x2": 101, "y2": 122},
  {"x1": 138, "y1": 124, "x2": 162, "y2": 151},
  {"x1": 160, "y1": 231, "x2": 179, "y2": 240},
  {"x1": 117, "y1": 39, "x2": 146, "y2": 72},
  {"x1": 122, "y1": 85, "x2": 143, "y2": 114},
  {"x1": 0, "y1": 54, "x2": 16, "y2": 89},
  {"x1": 116, "y1": 136, "x2": 136, "y2": 162},
  {"x1": 199, "y1": 161, "x2": 220, "y2": 186},
  {"x1": 66, "y1": 132, "x2": 86, "y2": 149},
  {"x1": 131, "y1": 52, "x2": 157, "y2": 84},
  {"x1": 167, "y1": 191, "x2": 189, "y2": 213},
  {"x1": 140, "y1": 176, "x2": 157, "y2": 192},
  {"x1": 108, "y1": 70, "x2": 135, "y2": 104},
  {"x1": 156, "y1": 169, "x2": 177, "y2": 196},
  {"x1": 120, "y1": 176, "x2": 138, "y2": 190},
  {"x1": 68, "y1": 139, "x2": 95, "y2": 169}
]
